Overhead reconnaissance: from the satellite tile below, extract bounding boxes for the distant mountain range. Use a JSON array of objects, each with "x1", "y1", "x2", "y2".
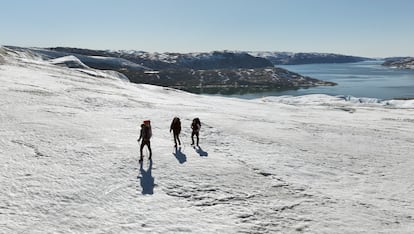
[
  {"x1": 5, "y1": 46, "x2": 365, "y2": 92},
  {"x1": 249, "y1": 51, "x2": 370, "y2": 65},
  {"x1": 48, "y1": 47, "x2": 370, "y2": 67},
  {"x1": 47, "y1": 47, "x2": 274, "y2": 70}
]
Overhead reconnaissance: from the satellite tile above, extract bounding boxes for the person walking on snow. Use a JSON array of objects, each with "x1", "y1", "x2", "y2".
[
  {"x1": 191, "y1": 118, "x2": 201, "y2": 146},
  {"x1": 170, "y1": 117, "x2": 181, "y2": 148},
  {"x1": 138, "y1": 121, "x2": 152, "y2": 162}
]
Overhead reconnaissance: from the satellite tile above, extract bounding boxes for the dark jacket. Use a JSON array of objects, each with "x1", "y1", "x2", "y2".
[
  {"x1": 170, "y1": 117, "x2": 181, "y2": 134},
  {"x1": 139, "y1": 124, "x2": 152, "y2": 141},
  {"x1": 191, "y1": 118, "x2": 201, "y2": 133}
]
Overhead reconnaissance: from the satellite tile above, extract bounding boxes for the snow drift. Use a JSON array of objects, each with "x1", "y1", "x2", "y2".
[
  {"x1": 49, "y1": 55, "x2": 90, "y2": 69},
  {"x1": 262, "y1": 94, "x2": 414, "y2": 109},
  {"x1": 1, "y1": 47, "x2": 414, "y2": 233}
]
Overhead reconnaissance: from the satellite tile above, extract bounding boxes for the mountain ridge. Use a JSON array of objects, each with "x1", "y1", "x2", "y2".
[
  {"x1": 3, "y1": 46, "x2": 337, "y2": 92},
  {"x1": 249, "y1": 51, "x2": 370, "y2": 65},
  {"x1": 49, "y1": 47, "x2": 372, "y2": 67}
]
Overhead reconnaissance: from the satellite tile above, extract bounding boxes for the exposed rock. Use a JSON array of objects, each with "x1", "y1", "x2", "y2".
[
  {"x1": 123, "y1": 67, "x2": 336, "y2": 92},
  {"x1": 382, "y1": 57, "x2": 414, "y2": 69}
]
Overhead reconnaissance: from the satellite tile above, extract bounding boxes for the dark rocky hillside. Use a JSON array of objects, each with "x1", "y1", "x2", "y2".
[
  {"x1": 382, "y1": 57, "x2": 414, "y2": 69},
  {"x1": 49, "y1": 47, "x2": 273, "y2": 70},
  {"x1": 123, "y1": 67, "x2": 336, "y2": 90}
]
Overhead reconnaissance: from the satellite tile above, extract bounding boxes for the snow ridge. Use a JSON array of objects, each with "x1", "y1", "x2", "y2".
[
  {"x1": 261, "y1": 94, "x2": 414, "y2": 109},
  {"x1": 49, "y1": 55, "x2": 90, "y2": 69}
]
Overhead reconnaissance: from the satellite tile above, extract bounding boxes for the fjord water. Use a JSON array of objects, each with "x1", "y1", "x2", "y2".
[{"x1": 232, "y1": 61, "x2": 414, "y2": 100}]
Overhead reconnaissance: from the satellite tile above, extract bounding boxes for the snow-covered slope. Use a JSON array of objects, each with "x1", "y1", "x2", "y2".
[
  {"x1": 1, "y1": 47, "x2": 414, "y2": 233},
  {"x1": 49, "y1": 55, "x2": 90, "y2": 69},
  {"x1": 5, "y1": 46, "x2": 150, "y2": 71}
]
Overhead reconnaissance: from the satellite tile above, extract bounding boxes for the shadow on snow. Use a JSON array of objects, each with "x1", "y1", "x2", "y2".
[
  {"x1": 194, "y1": 145, "x2": 208, "y2": 157},
  {"x1": 138, "y1": 160, "x2": 154, "y2": 195},
  {"x1": 173, "y1": 146, "x2": 187, "y2": 164}
]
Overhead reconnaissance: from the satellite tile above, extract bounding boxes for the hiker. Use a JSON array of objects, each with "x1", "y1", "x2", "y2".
[
  {"x1": 138, "y1": 120, "x2": 152, "y2": 162},
  {"x1": 170, "y1": 117, "x2": 181, "y2": 147},
  {"x1": 191, "y1": 118, "x2": 201, "y2": 146}
]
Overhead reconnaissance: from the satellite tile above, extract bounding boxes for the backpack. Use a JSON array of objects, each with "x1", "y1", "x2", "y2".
[
  {"x1": 171, "y1": 117, "x2": 181, "y2": 132},
  {"x1": 194, "y1": 118, "x2": 201, "y2": 126},
  {"x1": 192, "y1": 118, "x2": 201, "y2": 132},
  {"x1": 142, "y1": 121, "x2": 152, "y2": 140}
]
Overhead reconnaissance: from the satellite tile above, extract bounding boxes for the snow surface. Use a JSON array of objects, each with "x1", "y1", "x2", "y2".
[
  {"x1": 1, "y1": 47, "x2": 414, "y2": 233},
  {"x1": 5, "y1": 46, "x2": 150, "y2": 71}
]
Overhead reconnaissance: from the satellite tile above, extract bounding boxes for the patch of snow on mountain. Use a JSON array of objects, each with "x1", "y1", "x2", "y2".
[
  {"x1": 248, "y1": 51, "x2": 294, "y2": 58},
  {"x1": 49, "y1": 55, "x2": 90, "y2": 69},
  {"x1": 85, "y1": 55, "x2": 150, "y2": 70}
]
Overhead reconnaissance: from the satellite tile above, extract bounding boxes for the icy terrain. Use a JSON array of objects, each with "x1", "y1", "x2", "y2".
[{"x1": 1, "y1": 47, "x2": 414, "y2": 233}]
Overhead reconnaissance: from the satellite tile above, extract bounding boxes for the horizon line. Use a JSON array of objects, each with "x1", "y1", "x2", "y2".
[{"x1": 3, "y1": 44, "x2": 409, "y2": 59}]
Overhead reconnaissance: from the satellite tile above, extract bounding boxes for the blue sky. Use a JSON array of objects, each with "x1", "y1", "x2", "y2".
[{"x1": 1, "y1": 0, "x2": 413, "y2": 57}]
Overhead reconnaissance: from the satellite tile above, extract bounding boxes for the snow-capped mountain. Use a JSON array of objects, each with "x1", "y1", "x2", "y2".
[
  {"x1": 49, "y1": 47, "x2": 274, "y2": 70},
  {"x1": 4, "y1": 46, "x2": 336, "y2": 91},
  {"x1": 50, "y1": 47, "x2": 371, "y2": 68},
  {"x1": 1, "y1": 46, "x2": 414, "y2": 233}
]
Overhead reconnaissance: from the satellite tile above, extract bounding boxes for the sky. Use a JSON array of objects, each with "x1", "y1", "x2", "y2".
[{"x1": 1, "y1": 0, "x2": 413, "y2": 57}]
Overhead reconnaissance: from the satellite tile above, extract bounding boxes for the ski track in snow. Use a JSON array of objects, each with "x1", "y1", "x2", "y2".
[{"x1": 1, "y1": 50, "x2": 414, "y2": 233}]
